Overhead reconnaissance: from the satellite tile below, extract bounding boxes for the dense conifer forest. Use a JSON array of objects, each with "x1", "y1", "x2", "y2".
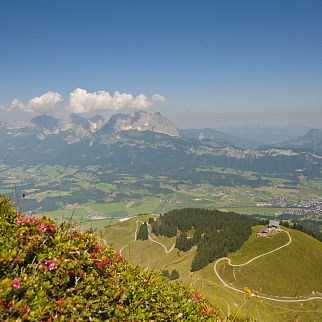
[{"x1": 152, "y1": 208, "x2": 259, "y2": 271}]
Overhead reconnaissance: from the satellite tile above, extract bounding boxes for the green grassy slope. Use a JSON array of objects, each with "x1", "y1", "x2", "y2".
[
  {"x1": 102, "y1": 218, "x2": 322, "y2": 321},
  {"x1": 220, "y1": 227, "x2": 322, "y2": 297}
]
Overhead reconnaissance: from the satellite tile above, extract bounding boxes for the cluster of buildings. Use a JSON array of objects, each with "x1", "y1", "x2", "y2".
[
  {"x1": 257, "y1": 220, "x2": 280, "y2": 238},
  {"x1": 255, "y1": 195, "x2": 290, "y2": 208}
]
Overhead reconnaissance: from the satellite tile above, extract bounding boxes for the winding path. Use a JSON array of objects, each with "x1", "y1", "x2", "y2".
[
  {"x1": 213, "y1": 230, "x2": 322, "y2": 302},
  {"x1": 120, "y1": 220, "x2": 176, "y2": 254},
  {"x1": 119, "y1": 244, "x2": 128, "y2": 254},
  {"x1": 148, "y1": 234, "x2": 176, "y2": 253},
  {"x1": 122, "y1": 222, "x2": 322, "y2": 302}
]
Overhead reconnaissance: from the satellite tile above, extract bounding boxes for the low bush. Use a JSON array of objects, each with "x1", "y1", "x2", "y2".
[{"x1": 0, "y1": 197, "x2": 224, "y2": 321}]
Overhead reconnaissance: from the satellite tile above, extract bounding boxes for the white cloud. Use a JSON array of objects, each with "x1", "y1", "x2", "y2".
[
  {"x1": 130, "y1": 94, "x2": 152, "y2": 109},
  {"x1": 152, "y1": 94, "x2": 166, "y2": 103},
  {"x1": 67, "y1": 88, "x2": 166, "y2": 114},
  {"x1": 8, "y1": 91, "x2": 62, "y2": 113},
  {"x1": 1, "y1": 88, "x2": 166, "y2": 115}
]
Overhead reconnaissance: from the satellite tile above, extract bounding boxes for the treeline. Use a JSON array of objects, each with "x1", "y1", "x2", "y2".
[
  {"x1": 152, "y1": 208, "x2": 258, "y2": 271},
  {"x1": 292, "y1": 222, "x2": 322, "y2": 242},
  {"x1": 279, "y1": 220, "x2": 322, "y2": 242}
]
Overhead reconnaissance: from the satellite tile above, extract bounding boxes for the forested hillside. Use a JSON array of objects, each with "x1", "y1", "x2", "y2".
[{"x1": 151, "y1": 208, "x2": 259, "y2": 271}]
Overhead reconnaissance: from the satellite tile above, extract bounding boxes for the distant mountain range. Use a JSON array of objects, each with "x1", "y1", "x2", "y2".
[
  {"x1": 1, "y1": 111, "x2": 321, "y2": 179},
  {"x1": 181, "y1": 128, "x2": 256, "y2": 148},
  {"x1": 30, "y1": 113, "x2": 105, "y2": 133},
  {"x1": 275, "y1": 129, "x2": 322, "y2": 155},
  {"x1": 11, "y1": 111, "x2": 180, "y2": 141},
  {"x1": 183, "y1": 124, "x2": 312, "y2": 148}
]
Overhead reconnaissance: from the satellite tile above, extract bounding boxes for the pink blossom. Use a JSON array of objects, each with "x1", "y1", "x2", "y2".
[
  {"x1": 38, "y1": 222, "x2": 47, "y2": 232},
  {"x1": 12, "y1": 278, "x2": 20, "y2": 289},
  {"x1": 29, "y1": 217, "x2": 38, "y2": 224},
  {"x1": 17, "y1": 217, "x2": 25, "y2": 226},
  {"x1": 96, "y1": 261, "x2": 105, "y2": 269},
  {"x1": 95, "y1": 244, "x2": 103, "y2": 252},
  {"x1": 23, "y1": 305, "x2": 29, "y2": 312},
  {"x1": 48, "y1": 224, "x2": 55, "y2": 232},
  {"x1": 91, "y1": 253, "x2": 99, "y2": 258},
  {"x1": 48, "y1": 224, "x2": 56, "y2": 232},
  {"x1": 96, "y1": 257, "x2": 109, "y2": 269},
  {"x1": 193, "y1": 293, "x2": 201, "y2": 302},
  {"x1": 44, "y1": 258, "x2": 58, "y2": 271}
]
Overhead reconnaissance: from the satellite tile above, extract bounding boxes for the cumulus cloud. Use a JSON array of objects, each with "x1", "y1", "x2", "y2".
[
  {"x1": 67, "y1": 88, "x2": 166, "y2": 114},
  {"x1": 7, "y1": 91, "x2": 63, "y2": 113},
  {"x1": 1, "y1": 88, "x2": 165, "y2": 115},
  {"x1": 152, "y1": 94, "x2": 166, "y2": 103}
]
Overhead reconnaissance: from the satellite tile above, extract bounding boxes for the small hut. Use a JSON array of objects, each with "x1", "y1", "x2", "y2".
[
  {"x1": 268, "y1": 220, "x2": 280, "y2": 230},
  {"x1": 257, "y1": 227, "x2": 270, "y2": 237}
]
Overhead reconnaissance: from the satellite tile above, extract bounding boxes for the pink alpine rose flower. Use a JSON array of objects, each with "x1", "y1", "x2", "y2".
[
  {"x1": 193, "y1": 293, "x2": 201, "y2": 302},
  {"x1": 48, "y1": 224, "x2": 55, "y2": 232},
  {"x1": 12, "y1": 278, "x2": 20, "y2": 289},
  {"x1": 95, "y1": 244, "x2": 103, "y2": 252},
  {"x1": 38, "y1": 222, "x2": 47, "y2": 232},
  {"x1": 17, "y1": 217, "x2": 25, "y2": 226},
  {"x1": 44, "y1": 258, "x2": 58, "y2": 271}
]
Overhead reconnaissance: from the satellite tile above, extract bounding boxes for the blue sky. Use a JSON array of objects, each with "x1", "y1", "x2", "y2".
[{"x1": 0, "y1": 0, "x2": 321, "y2": 127}]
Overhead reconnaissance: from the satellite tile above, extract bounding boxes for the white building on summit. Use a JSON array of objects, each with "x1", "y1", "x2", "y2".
[
  {"x1": 268, "y1": 220, "x2": 280, "y2": 229},
  {"x1": 257, "y1": 220, "x2": 280, "y2": 237}
]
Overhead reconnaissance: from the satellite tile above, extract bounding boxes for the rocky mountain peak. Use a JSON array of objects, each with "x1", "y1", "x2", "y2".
[
  {"x1": 276, "y1": 128, "x2": 322, "y2": 155},
  {"x1": 30, "y1": 114, "x2": 60, "y2": 131},
  {"x1": 68, "y1": 113, "x2": 91, "y2": 130},
  {"x1": 305, "y1": 128, "x2": 322, "y2": 138},
  {"x1": 101, "y1": 111, "x2": 181, "y2": 137}
]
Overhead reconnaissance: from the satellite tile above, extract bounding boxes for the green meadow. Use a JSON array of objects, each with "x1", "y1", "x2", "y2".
[{"x1": 102, "y1": 217, "x2": 322, "y2": 321}]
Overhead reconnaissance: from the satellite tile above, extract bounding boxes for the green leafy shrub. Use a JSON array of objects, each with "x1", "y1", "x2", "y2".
[
  {"x1": 170, "y1": 269, "x2": 180, "y2": 281},
  {"x1": 161, "y1": 269, "x2": 179, "y2": 281},
  {"x1": 0, "y1": 197, "x2": 227, "y2": 321}
]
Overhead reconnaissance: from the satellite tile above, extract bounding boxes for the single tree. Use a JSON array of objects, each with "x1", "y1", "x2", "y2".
[
  {"x1": 136, "y1": 222, "x2": 149, "y2": 240},
  {"x1": 170, "y1": 269, "x2": 180, "y2": 280}
]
